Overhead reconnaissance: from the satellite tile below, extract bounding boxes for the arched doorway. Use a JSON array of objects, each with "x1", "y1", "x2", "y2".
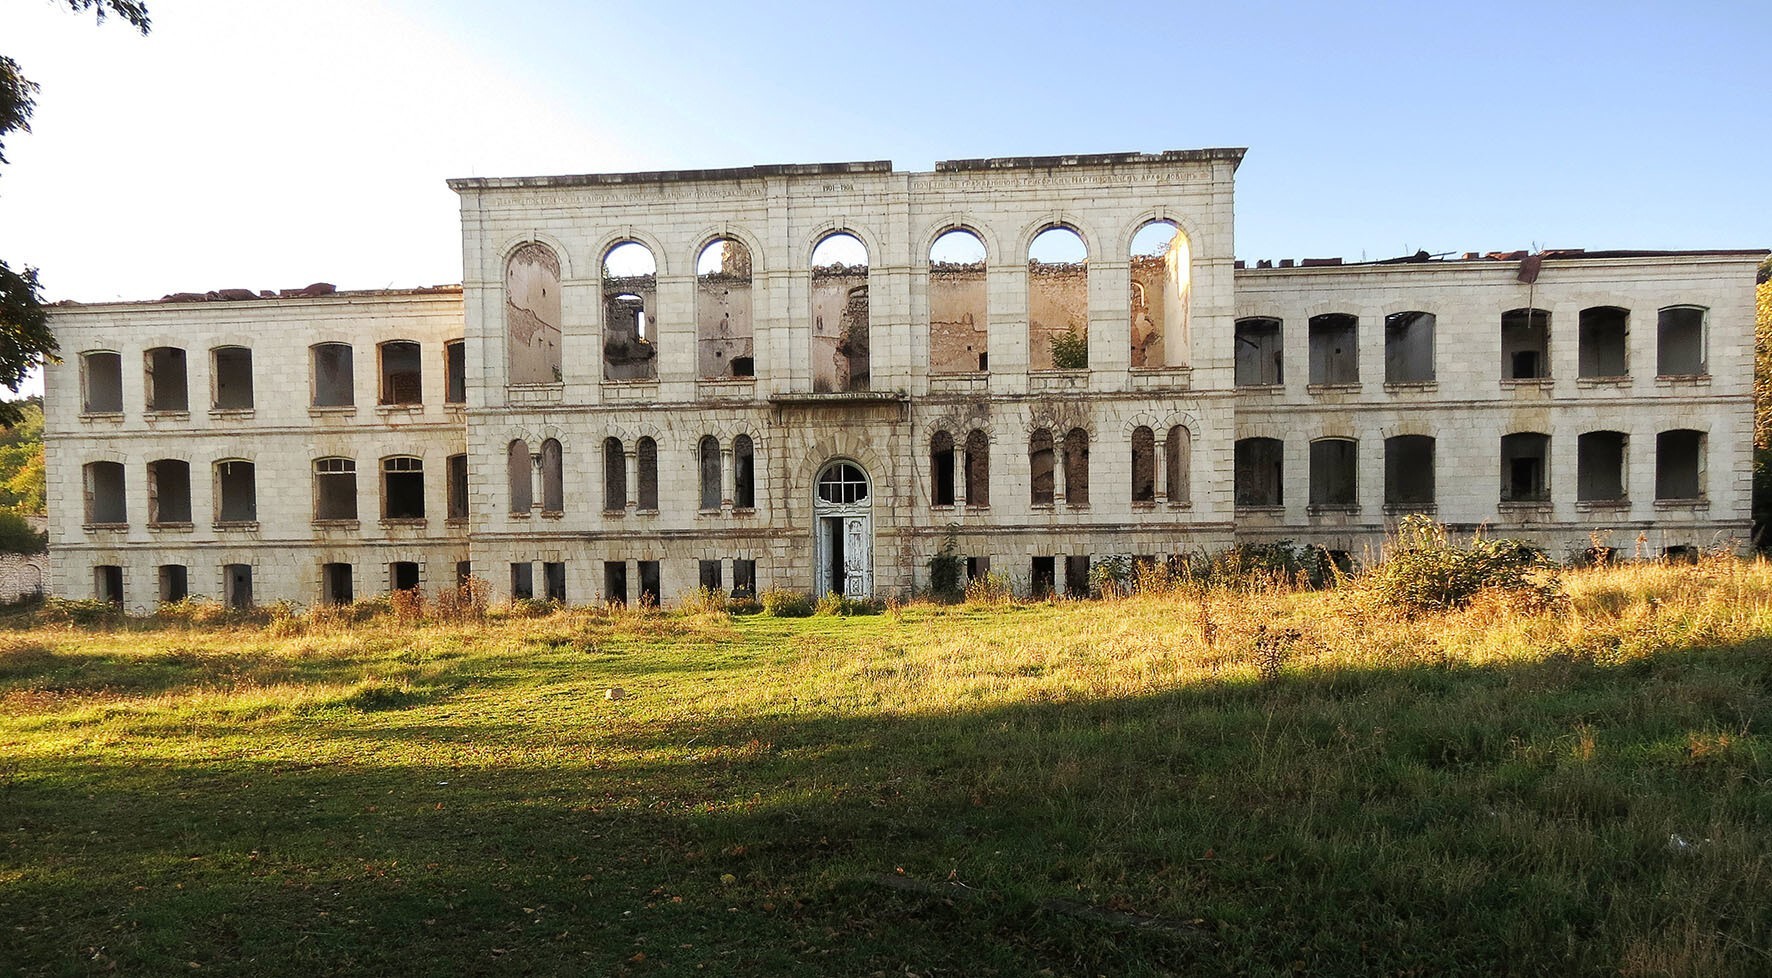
[{"x1": 814, "y1": 460, "x2": 872, "y2": 597}]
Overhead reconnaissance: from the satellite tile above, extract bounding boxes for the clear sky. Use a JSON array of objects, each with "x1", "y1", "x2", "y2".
[{"x1": 1, "y1": 0, "x2": 1768, "y2": 311}]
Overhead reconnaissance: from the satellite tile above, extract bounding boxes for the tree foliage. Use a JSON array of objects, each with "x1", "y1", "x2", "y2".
[
  {"x1": 0, "y1": 2, "x2": 151, "y2": 427},
  {"x1": 1752, "y1": 260, "x2": 1771, "y2": 546}
]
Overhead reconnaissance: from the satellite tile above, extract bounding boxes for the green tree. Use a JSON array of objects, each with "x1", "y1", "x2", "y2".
[
  {"x1": 1753, "y1": 257, "x2": 1771, "y2": 546},
  {"x1": 0, "y1": 2, "x2": 151, "y2": 427}
]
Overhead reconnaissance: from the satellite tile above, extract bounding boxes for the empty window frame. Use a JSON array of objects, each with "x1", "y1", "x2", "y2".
[
  {"x1": 1384, "y1": 311, "x2": 1435, "y2": 384},
  {"x1": 1656, "y1": 429, "x2": 1705, "y2": 500},
  {"x1": 158, "y1": 564, "x2": 188, "y2": 603},
  {"x1": 931, "y1": 431, "x2": 956, "y2": 506},
  {"x1": 1500, "y1": 433, "x2": 1551, "y2": 502},
  {"x1": 146, "y1": 458, "x2": 192, "y2": 525},
  {"x1": 314, "y1": 457, "x2": 358, "y2": 521},
  {"x1": 95, "y1": 565, "x2": 124, "y2": 605},
  {"x1": 446, "y1": 453, "x2": 468, "y2": 521},
  {"x1": 929, "y1": 228, "x2": 988, "y2": 374},
  {"x1": 543, "y1": 562, "x2": 566, "y2": 602},
  {"x1": 964, "y1": 429, "x2": 989, "y2": 507},
  {"x1": 1577, "y1": 431, "x2": 1628, "y2": 502},
  {"x1": 382, "y1": 456, "x2": 425, "y2": 520},
  {"x1": 1029, "y1": 429, "x2": 1056, "y2": 505},
  {"x1": 1063, "y1": 428, "x2": 1090, "y2": 505},
  {"x1": 1129, "y1": 220, "x2": 1190, "y2": 369},
  {"x1": 507, "y1": 241, "x2": 563, "y2": 385},
  {"x1": 1166, "y1": 426, "x2": 1191, "y2": 505},
  {"x1": 733, "y1": 435, "x2": 755, "y2": 509},
  {"x1": 455, "y1": 561, "x2": 472, "y2": 586},
  {"x1": 312, "y1": 343, "x2": 354, "y2": 407},
  {"x1": 84, "y1": 461, "x2": 127, "y2": 525},
  {"x1": 540, "y1": 439, "x2": 563, "y2": 514},
  {"x1": 1501, "y1": 308, "x2": 1551, "y2": 380},
  {"x1": 1234, "y1": 318, "x2": 1284, "y2": 386},
  {"x1": 637, "y1": 560, "x2": 661, "y2": 607},
  {"x1": 636, "y1": 437, "x2": 659, "y2": 511},
  {"x1": 1308, "y1": 314, "x2": 1359, "y2": 385},
  {"x1": 697, "y1": 237, "x2": 755, "y2": 379},
  {"x1": 444, "y1": 340, "x2": 466, "y2": 403},
  {"x1": 1384, "y1": 435, "x2": 1436, "y2": 509},
  {"x1": 1657, "y1": 306, "x2": 1708, "y2": 377},
  {"x1": 223, "y1": 563, "x2": 253, "y2": 610},
  {"x1": 603, "y1": 437, "x2": 626, "y2": 512},
  {"x1": 699, "y1": 559, "x2": 723, "y2": 592},
  {"x1": 506, "y1": 437, "x2": 531, "y2": 510},
  {"x1": 1309, "y1": 438, "x2": 1358, "y2": 508},
  {"x1": 391, "y1": 561, "x2": 420, "y2": 592},
  {"x1": 1578, "y1": 306, "x2": 1629, "y2": 378},
  {"x1": 321, "y1": 562, "x2": 353, "y2": 605},
  {"x1": 1064, "y1": 555, "x2": 1091, "y2": 597},
  {"x1": 811, "y1": 232, "x2": 871, "y2": 392},
  {"x1": 698, "y1": 435, "x2": 722, "y2": 510},
  {"x1": 144, "y1": 347, "x2": 189, "y2": 412},
  {"x1": 80, "y1": 352, "x2": 123, "y2": 413},
  {"x1": 1234, "y1": 437, "x2": 1284, "y2": 507},
  {"x1": 379, "y1": 341, "x2": 422, "y2": 405},
  {"x1": 211, "y1": 346, "x2": 254, "y2": 410},
  {"x1": 733, "y1": 559, "x2": 757, "y2": 597},
  {"x1": 215, "y1": 460, "x2": 257, "y2": 524},
  {"x1": 603, "y1": 561, "x2": 626, "y2": 605},
  {"x1": 603, "y1": 241, "x2": 659, "y2": 382},
  {"x1": 1031, "y1": 556, "x2": 1057, "y2": 598},
  {"x1": 1028, "y1": 226, "x2": 1088, "y2": 370},
  {"x1": 512, "y1": 561, "x2": 535, "y2": 600},
  {"x1": 1131, "y1": 426, "x2": 1156, "y2": 503}
]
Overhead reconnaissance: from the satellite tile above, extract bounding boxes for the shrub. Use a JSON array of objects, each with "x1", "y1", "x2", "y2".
[
  {"x1": 726, "y1": 595, "x2": 763, "y2": 616},
  {"x1": 677, "y1": 586, "x2": 731, "y2": 617},
  {"x1": 760, "y1": 586, "x2": 814, "y2": 618},
  {"x1": 390, "y1": 588, "x2": 426, "y2": 625},
  {"x1": 927, "y1": 527, "x2": 963, "y2": 602},
  {"x1": 38, "y1": 597, "x2": 123, "y2": 626},
  {"x1": 154, "y1": 598, "x2": 230, "y2": 627},
  {"x1": 1049, "y1": 327, "x2": 1088, "y2": 370},
  {"x1": 1365, "y1": 515, "x2": 1562, "y2": 612},
  {"x1": 815, "y1": 593, "x2": 881, "y2": 617},
  {"x1": 964, "y1": 571, "x2": 1013, "y2": 604},
  {"x1": 1088, "y1": 555, "x2": 1132, "y2": 598},
  {"x1": 433, "y1": 577, "x2": 489, "y2": 623}
]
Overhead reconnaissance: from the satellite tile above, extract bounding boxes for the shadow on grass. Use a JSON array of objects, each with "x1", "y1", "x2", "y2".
[{"x1": 2, "y1": 644, "x2": 1769, "y2": 976}]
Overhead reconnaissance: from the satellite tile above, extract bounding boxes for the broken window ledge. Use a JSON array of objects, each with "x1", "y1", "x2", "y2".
[
  {"x1": 1030, "y1": 501, "x2": 1056, "y2": 510},
  {"x1": 444, "y1": 398, "x2": 466, "y2": 408},
  {"x1": 1307, "y1": 504, "x2": 1361, "y2": 515},
  {"x1": 312, "y1": 519, "x2": 360, "y2": 529},
  {"x1": 214, "y1": 520, "x2": 260, "y2": 531},
  {"x1": 1382, "y1": 381, "x2": 1438, "y2": 393},
  {"x1": 83, "y1": 522, "x2": 128, "y2": 532},
  {"x1": 1382, "y1": 503, "x2": 1437, "y2": 516},
  {"x1": 445, "y1": 516, "x2": 468, "y2": 526},
  {"x1": 1654, "y1": 374, "x2": 1711, "y2": 386},
  {"x1": 1066, "y1": 502, "x2": 1091, "y2": 510},
  {"x1": 1575, "y1": 499, "x2": 1631, "y2": 511},
  {"x1": 79, "y1": 411, "x2": 125, "y2": 422},
  {"x1": 635, "y1": 507, "x2": 659, "y2": 517},
  {"x1": 147, "y1": 521, "x2": 194, "y2": 531},
  {"x1": 1165, "y1": 501, "x2": 1193, "y2": 511},
  {"x1": 1497, "y1": 500, "x2": 1553, "y2": 513},
  {"x1": 963, "y1": 503, "x2": 991, "y2": 512},
  {"x1": 1576, "y1": 376, "x2": 1631, "y2": 388},
  {"x1": 1234, "y1": 505, "x2": 1285, "y2": 516},
  {"x1": 1501, "y1": 378, "x2": 1554, "y2": 390},
  {"x1": 540, "y1": 510, "x2": 564, "y2": 520},
  {"x1": 508, "y1": 511, "x2": 531, "y2": 520},
  {"x1": 1234, "y1": 383, "x2": 1285, "y2": 393},
  {"x1": 376, "y1": 402, "x2": 424, "y2": 413},
  {"x1": 379, "y1": 518, "x2": 428, "y2": 528},
  {"x1": 209, "y1": 408, "x2": 255, "y2": 419},
  {"x1": 144, "y1": 410, "x2": 192, "y2": 422},
  {"x1": 1653, "y1": 498, "x2": 1710, "y2": 511},
  {"x1": 602, "y1": 508, "x2": 626, "y2": 518},
  {"x1": 1306, "y1": 383, "x2": 1361, "y2": 394},
  {"x1": 309, "y1": 405, "x2": 358, "y2": 417},
  {"x1": 931, "y1": 503, "x2": 958, "y2": 512}
]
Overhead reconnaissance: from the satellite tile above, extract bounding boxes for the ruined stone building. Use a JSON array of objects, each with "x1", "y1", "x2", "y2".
[{"x1": 42, "y1": 150, "x2": 1766, "y2": 607}]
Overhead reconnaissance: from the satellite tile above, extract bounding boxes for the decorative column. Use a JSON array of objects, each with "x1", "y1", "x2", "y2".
[
  {"x1": 530, "y1": 452, "x2": 544, "y2": 513},
  {"x1": 1153, "y1": 438, "x2": 1168, "y2": 505},
  {"x1": 956, "y1": 445, "x2": 970, "y2": 507},
  {"x1": 721, "y1": 445, "x2": 735, "y2": 510},
  {"x1": 624, "y1": 450, "x2": 638, "y2": 511}
]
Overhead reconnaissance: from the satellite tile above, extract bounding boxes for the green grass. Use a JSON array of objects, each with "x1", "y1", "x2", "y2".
[{"x1": 3, "y1": 562, "x2": 1772, "y2": 976}]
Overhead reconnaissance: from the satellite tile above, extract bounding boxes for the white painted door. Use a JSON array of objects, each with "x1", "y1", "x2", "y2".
[{"x1": 843, "y1": 516, "x2": 871, "y2": 597}]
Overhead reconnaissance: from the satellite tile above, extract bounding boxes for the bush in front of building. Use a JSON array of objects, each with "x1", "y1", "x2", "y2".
[
  {"x1": 1364, "y1": 514, "x2": 1561, "y2": 612},
  {"x1": 760, "y1": 586, "x2": 814, "y2": 618}
]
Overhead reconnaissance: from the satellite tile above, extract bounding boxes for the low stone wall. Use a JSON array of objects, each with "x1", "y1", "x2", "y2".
[{"x1": 0, "y1": 552, "x2": 46, "y2": 602}]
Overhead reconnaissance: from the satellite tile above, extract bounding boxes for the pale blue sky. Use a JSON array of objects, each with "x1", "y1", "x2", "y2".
[{"x1": 0, "y1": 0, "x2": 1766, "y2": 310}]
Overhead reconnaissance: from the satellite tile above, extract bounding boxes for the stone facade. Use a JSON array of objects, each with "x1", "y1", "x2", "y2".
[{"x1": 42, "y1": 150, "x2": 1766, "y2": 607}]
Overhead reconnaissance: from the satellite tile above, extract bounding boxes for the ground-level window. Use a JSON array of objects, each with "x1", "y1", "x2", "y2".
[
  {"x1": 95, "y1": 565, "x2": 123, "y2": 605},
  {"x1": 1030, "y1": 556, "x2": 1056, "y2": 598},
  {"x1": 322, "y1": 562, "x2": 353, "y2": 605},
  {"x1": 1064, "y1": 556, "x2": 1090, "y2": 597},
  {"x1": 544, "y1": 562, "x2": 566, "y2": 602},
  {"x1": 223, "y1": 564, "x2": 253, "y2": 609},
  {"x1": 733, "y1": 559, "x2": 757, "y2": 597},
  {"x1": 511, "y1": 562, "x2": 534, "y2": 600},
  {"x1": 638, "y1": 560, "x2": 661, "y2": 607},
  {"x1": 699, "y1": 559, "x2": 722, "y2": 592},
  {"x1": 391, "y1": 561, "x2": 420, "y2": 592},
  {"x1": 158, "y1": 564, "x2": 188, "y2": 603},
  {"x1": 604, "y1": 560, "x2": 627, "y2": 606}
]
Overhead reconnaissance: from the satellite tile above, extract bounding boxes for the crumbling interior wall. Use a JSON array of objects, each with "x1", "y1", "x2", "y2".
[
  {"x1": 1308, "y1": 314, "x2": 1359, "y2": 385},
  {"x1": 603, "y1": 241, "x2": 658, "y2": 381},
  {"x1": 1234, "y1": 438, "x2": 1283, "y2": 507},
  {"x1": 1500, "y1": 432, "x2": 1550, "y2": 501},
  {"x1": 314, "y1": 458, "x2": 357, "y2": 521},
  {"x1": 1384, "y1": 311, "x2": 1434, "y2": 383},
  {"x1": 1234, "y1": 318, "x2": 1283, "y2": 386},
  {"x1": 147, "y1": 458, "x2": 192, "y2": 524},
  {"x1": 507, "y1": 439, "x2": 532, "y2": 513},
  {"x1": 811, "y1": 233, "x2": 870, "y2": 392},
  {"x1": 1577, "y1": 431, "x2": 1627, "y2": 501},
  {"x1": 212, "y1": 347, "x2": 253, "y2": 410},
  {"x1": 506, "y1": 243, "x2": 563, "y2": 385},
  {"x1": 1165, "y1": 426, "x2": 1190, "y2": 504},
  {"x1": 696, "y1": 238, "x2": 754, "y2": 378},
  {"x1": 312, "y1": 344, "x2": 354, "y2": 407},
  {"x1": 1657, "y1": 306, "x2": 1707, "y2": 376},
  {"x1": 1383, "y1": 435, "x2": 1435, "y2": 507},
  {"x1": 1501, "y1": 308, "x2": 1551, "y2": 379},
  {"x1": 929, "y1": 230, "x2": 988, "y2": 374},
  {"x1": 144, "y1": 347, "x2": 188, "y2": 412},
  {"x1": 1308, "y1": 438, "x2": 1358, "y2": 506},
  {"x1": 322, "y1": 563, "x2": 352, "y2": 604},
  {"x1": 1129, "y1": 221, "x2": 1189, "y2": 369},
  {"x1": 1656, "y1": 429, "x2": 1705, "y2": 499},
  {"x1": 1579, "y1": 307, "x2": 1629, "y2": 377},
  {"x1": 81, "y1": 352, "x2": 123, "y2": 413},
  {"x1": 1028, "y1": 226, "x2": 1089, "y2": 370}
]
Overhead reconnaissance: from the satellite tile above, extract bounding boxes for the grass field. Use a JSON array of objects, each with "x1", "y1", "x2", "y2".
[{"x1": 3, "y1": 561, "x2": 1771, "y2": 976}]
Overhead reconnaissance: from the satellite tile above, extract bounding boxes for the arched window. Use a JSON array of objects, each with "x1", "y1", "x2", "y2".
[
  {"x1": 1029, "y1": 226, "x2": 1087, "y2": 370},
  {"x1": 1234, "y1": 318, "x2": 1283, "y2": 386},
  {"x1": 541, "y1": 439, "x2": 563, "y2": 514},
  {"x1": 931, "y1": 431, "x2": 956, "y2": 506},
  {"x1": 1131, "y1": 426, "x2": 1156, "y2": 502},
  {"x1": 636, "y1": 437, "x2": 658, "y2": 511},
  {"x1": 1234, "y1": 438, "x2": 1284, "y2": 507},
  {"x1": 507, "y1": 439, "x2": 532, "y2": 514},
  {"x1": 1502, "y1": 309, "x2": 1551, "y2": 380},
  {"x1": 965, "y1": 430, "x2": 990, "y2": 507},
  {"x1": 147, "y1": 459, "x2": 191, "y2": 525},
  {"x1": 313, "y1": 457, "x2": 357, "y2": 521},
  {"x1": 1577, "y1": 431, "x2": 1626, "y2": 502},
  {"x1": 1308, "y1": 439, "x2": 1357, "y2": 508},
  {"x1": 144, "y1": 346, "x2": 188, "y2": 412},
  {"x1": 1166, "y1": 426, "x2": 1191, "y2": 505},
  {"x1": 1129, "y1": 220, "x2": 1190, "y2": 369},
  {"x1": 311, "y1": 343, "x2": 354, "y2": 406},
  {"x1": 506, "y1": 242, "x2": 562, "y2": 385},
  {"x1": 812, "y1": 232, "x2": 870, "y2": 392},
  {"x1": 816, "y1": 462, "x2": 869, "y2": 505},
  {"x1": 1578, "y1": 306, "x2": 1630, "y2": 378},
  {"x1": 603, "y1": 241, "x2": 658, "y2": 381},
  {"x1": 1500, "y1": 432, "x2": 1551, "y2": 502},
  {"x1": 1029, "y1": 429, "x2": 1055, "y2": 505},
  {"x1": 83, "y1": 461, "x2": 127, "y2": 525},
  {"x1": 80, "y1": 351, "x2": 123, "y2": 414},
  {"x1": 1384, "y1": 436, "x2": 1435, "y2": 509},
  {"x1": 1063, "y1": 428, "x2": 1090, "y2": 505},
  {"x1": 211, "y1": 346, "x2": 253, "y2": 410},
  {"x1": 381, "y1": 456, "x2": 425, "y2": 520},
  {"x1": 697, "y1": 238, "x2": 754, "y2": 379},
  {"x1": 930, "y1": 229, "x2": 987, "y2": 373},
  {"x1": 1656, "y1": 429, "x2": 1705, "y2": 500},
  {"x1": 733, "y1": 435, "x2": 755, "y2": 509},
  {"x1": 1384, "y1": 312, "x2": 1435, "y2": 384},
  {"x1": 699, "y1": 435, "x2": 722, "y2": 510},
  {"x1": 603, "y1": 437, "x2": 626, "y2": 512},
  {"x1": 215, "y1": 459, "x2": 258, "y2": 523},
  {"x1": 378, "y1": 340, "x2": 422, "y2": 404},
  {"x1": 1308, "y1": 314, "x2": 1359, "y2": 385},
  {"x1": 1657, "y1": 306, "x2": 1708, "y2": 377}
]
